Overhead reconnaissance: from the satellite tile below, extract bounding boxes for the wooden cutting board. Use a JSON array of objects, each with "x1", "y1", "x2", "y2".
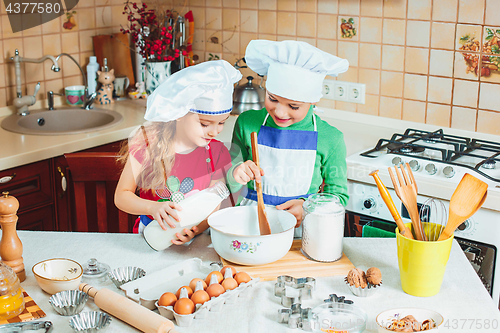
[
  {"x1": 93, "y1": 33, "x2": 135, "y2": 86},
  {"x1": 220, "y1": 239, "x2": 355, "y2": 281}
]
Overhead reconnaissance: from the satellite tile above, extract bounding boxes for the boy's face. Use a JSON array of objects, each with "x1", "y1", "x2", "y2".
[
  {"x1": 264, "y1": 91, "x2": 312, "y2": 127},
  {"x1": 177, "y1": 112, "x2": 230, "y2": 148}
]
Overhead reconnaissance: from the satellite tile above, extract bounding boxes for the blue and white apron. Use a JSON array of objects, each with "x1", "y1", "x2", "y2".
[{"x1": 239, "y1": 113, "x2": 318, "y2": 237}]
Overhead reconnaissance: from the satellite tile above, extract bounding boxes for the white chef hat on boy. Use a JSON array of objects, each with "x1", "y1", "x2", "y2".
[
  {"x1": 145, "y1": 60, "x2": 242, "y2": 122},
  {"x1": 245, "y1": 40, "x2": 349, "y2": 103}
]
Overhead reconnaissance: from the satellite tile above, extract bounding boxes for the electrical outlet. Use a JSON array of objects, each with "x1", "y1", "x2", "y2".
[
  {"x1": 322, "y1": 79, "x2": 365, "y2": 104},
  {"x1": 322, "y1": 79, "x2": 335, "y2": 100},
  {"x1": 348, "y1": 83, "x2": 366, "y2": 104}
]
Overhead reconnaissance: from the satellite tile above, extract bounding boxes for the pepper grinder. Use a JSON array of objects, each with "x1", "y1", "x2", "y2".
[{"x1": 0, "y1": 192, "x2": 26, "y2": 282}]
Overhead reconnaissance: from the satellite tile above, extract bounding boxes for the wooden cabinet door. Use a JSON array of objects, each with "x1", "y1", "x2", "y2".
[
  {"x1": 17, "y1": 205, "x2": 55, "y2": 231},
  {"x1": 52, "y1": 156, "x2": 72, "y2": 231}
]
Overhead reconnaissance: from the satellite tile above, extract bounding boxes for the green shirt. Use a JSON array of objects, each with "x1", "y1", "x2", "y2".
[{"x1": 229, "y1": 106, "x2": 349, "y2": 206}]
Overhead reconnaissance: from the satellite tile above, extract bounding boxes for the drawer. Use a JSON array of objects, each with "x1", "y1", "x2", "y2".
[
  {"x1": 0, "y1": 160, "x2": 52, "y2": 212},
  {"x1": 17, "y1": 205, "x2": 55, "y2": 231}
]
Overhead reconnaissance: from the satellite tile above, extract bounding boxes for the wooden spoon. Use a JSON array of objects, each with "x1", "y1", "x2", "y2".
[
  {"x1": 250, "y1": 132, "x2": 271, "y2": 235},
  {"x1": 437, "y1": 173, "x2": 488, "y2": 241}
]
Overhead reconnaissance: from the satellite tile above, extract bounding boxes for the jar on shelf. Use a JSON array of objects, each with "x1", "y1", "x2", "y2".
[{"x1": 0, "y1": 262, "x2": 25, "y2": 320}]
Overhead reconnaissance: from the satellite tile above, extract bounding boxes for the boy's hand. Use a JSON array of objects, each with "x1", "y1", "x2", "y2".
[
  {"x1": 172, "y1": 226, "x2": 199, "y2": 245},
  {"x1": 233, "y1": 160, "x2": 265, "y2": 184},
  {"x1": 276, "y1": 199, "x2": 305, "y2": 227},
  {"x1": 148, "y1": 201, "x2": 183, "y2": 230}
]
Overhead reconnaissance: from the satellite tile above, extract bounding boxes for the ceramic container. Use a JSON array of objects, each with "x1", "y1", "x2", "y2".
[
  {"x1": 69, "y1": 311, "x2": 111, "y2": 333},
  {"x1": 65, "y1": 85, "x2": 85, "y2": 106},
  {"x1": 376, "y1": 307, "x2": 443, "y2": 332},
  {"x1": 49, "y1": 290, "x2": 88, "y2": 316},
  {"x1": 207, "y1": 206, "x2": 296, "y2": 265},
  {"x1": 32, "y1": 258, "x2": 83, "y2": 295}
]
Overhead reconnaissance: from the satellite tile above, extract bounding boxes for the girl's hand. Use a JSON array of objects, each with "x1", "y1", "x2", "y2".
[
  {"x1": 233, "y1": 160, "x2": 265, "y2": 184},
  {"x1": 148, "y1": 201, "x2": 182, "y2": 230},
  {"x1": 172, "y1": 226, "x2": 199, "y2": 245},
  {"x1": 276, "y1": 199, "x2": 305, "y2": 227}
]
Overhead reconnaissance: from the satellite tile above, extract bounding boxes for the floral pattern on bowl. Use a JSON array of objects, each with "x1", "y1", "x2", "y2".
[{"x1": 230, "y1": 240, "x2": 261, "y2": 253}]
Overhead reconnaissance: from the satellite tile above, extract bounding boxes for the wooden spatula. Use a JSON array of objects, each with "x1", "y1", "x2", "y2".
[{"x1": 250, "y1": 132, "x2": 271, "y2": 235}]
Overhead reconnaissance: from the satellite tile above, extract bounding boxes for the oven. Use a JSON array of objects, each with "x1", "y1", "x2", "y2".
[{"x1": 345, "y1": 128, "x2": 500, "y2": 307}]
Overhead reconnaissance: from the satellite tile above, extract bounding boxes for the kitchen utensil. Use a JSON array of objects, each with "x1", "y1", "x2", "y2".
[
  {"x1": 82, "y1": 258, "x2": 110, "y2": 283},
  {"x1": 232, "y1": 74, "x2": 266, "y2": 115},
  {"x1": 419, "y1": 198, "x2": 447, "y2": 241},
  {"x1": 69, "y1": 311, "x2": 111, "y2": 333},
  {"x1": 32, "y1": 258, "x2": 83, "y2": 295},
  {"x1": 397, "y1": 223, "x2": 453, "y2": 297},
  {"x1": 274, "y1": 275, "x2": 316, "y2": 307},
  {"x1": 0, "y1": 262, "x2": 25, "y2": 320},
  {"x1": 388, "y1": 163, "x2": 426, "y2": 241},
  {"x1": 108, "y1": 266, "x2": 146, "y2": 288},
  {"x1": 0, "y1": 321, "x2": 53, "y2": 332},
  {"x1": 49, "y1": 290, "x2": 88, "y2": 316},
  {"x1": 208, "y1": 206, "x2": 295, "y2": 265},
  {"x1": 301, "y1": 193, "x2": 345, "y2": 262},
  {"x1": 347, "y1": 283, "x2": 379, "y2": 297},
  {"x1": 113, "y1": 76, "x2": 130, "y2": 97},
  {"x1": 79, "y1": 283, "x2": 178, "y2": 333},
  {"x1": 437, "y1": 173, "x2": 488, "y2": 241},
  {"x1": 376, "y1": 307, "x2": 443, "y2": 332},
  {"x1": 250, "y1": 131, "x2": 271, "y2": 235},
  {"x1": 369, "y1": 170, "x2": 414, "y2": 240},
  {"x1": 220, "y1": 239, "x2": 355, "y2": 280},
  {"x1": 65, "y1": 85, "x2": 85, "y2": 106},
  {"x1": 0, "y1": 192, "x2": 26, "y2": 282}
]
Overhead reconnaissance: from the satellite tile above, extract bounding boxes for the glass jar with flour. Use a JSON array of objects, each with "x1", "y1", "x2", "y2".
[
  {"x1": 143, "y1": 181, "x2": 230, "y2": 251},
  {"x1": 301, "y1": 193, "x2": 345, "y2": 262}
]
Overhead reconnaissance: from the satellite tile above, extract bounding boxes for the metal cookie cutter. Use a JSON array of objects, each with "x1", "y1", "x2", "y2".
[
  {"x1": 274, "y1": 275, "x2": 316, "y2": 307},
  {"x1": 278, "y1": 303, "x2": 313, "y2": 331},
  {"x1": 324, "y1": 293, "x2": 353, "y2": 305},
  {"x1": 0, "y1": 321, "x2": 53, "y2": 332}
]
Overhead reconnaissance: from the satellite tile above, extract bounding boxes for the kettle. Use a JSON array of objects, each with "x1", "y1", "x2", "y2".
[{"x1": 232, "y1": 58, "x2": 266, "y2": 115}]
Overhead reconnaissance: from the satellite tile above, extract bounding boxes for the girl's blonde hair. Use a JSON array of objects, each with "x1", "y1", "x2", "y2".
[{"x1": 118, "y1": 121, "x2": 177, "y2": 192}]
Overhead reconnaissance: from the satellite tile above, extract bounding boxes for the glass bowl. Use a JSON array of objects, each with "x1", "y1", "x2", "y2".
[{"x1": 311, "y1": 302, "x2": 367, "y2": 333}]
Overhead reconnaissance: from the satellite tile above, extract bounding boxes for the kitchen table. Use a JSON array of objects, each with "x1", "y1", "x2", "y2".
[{"x1": 15, "y1": 231, "x2": 500, "y2": 332}]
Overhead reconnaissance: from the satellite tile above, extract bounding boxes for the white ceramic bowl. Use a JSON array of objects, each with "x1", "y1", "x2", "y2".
[
  {"x1": 32, "y1": 258, "x2": 83, "y2": 295},
  {"x1": 376, "y1": 308, "x2": 443, "y2": 332},
  {"x1": 207, "y1": 206, "x2": 296, "y2": 265}
]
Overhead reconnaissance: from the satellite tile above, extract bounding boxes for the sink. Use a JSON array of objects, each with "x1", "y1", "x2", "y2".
[{"x1": 1, "y1": 108, "x2": 123, "y2": 135}]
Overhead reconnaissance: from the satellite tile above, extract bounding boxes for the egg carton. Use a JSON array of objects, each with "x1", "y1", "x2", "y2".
[{"x1": 120, "y1": 257, "x2": 259, "y2": 327}]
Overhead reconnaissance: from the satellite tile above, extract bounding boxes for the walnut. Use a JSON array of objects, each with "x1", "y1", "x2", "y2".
[
  {"x1": 366, "y1": 267, "x2": 382, "y2": 286},
  {"x1": 346, "y1": 268, "x2": 367, "y2": 288}
]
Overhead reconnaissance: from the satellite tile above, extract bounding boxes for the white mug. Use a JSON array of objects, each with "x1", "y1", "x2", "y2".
[{"x1": 114, "y1": 76, "x2": 130, "y2": 97}]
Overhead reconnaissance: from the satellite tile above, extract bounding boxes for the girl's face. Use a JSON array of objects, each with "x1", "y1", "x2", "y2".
[
  {"x1": 264, "y1": 91, "x2": 312, "y2": 127},
  {"x1": 175, "y1": 112, "x2": 229, "y2": 149}
]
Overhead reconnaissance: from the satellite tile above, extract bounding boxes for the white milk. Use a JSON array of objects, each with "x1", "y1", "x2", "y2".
[{"x1": 143, "y1": 182, "x2": 229, "y2": 251}]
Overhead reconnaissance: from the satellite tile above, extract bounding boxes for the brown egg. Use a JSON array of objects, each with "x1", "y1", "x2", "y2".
[
  {"x1": 189, "y1": 278, "x2": 207, "y2": 291},
  {"x1": 175, "y1": 286, "x2": 193, "y2": 299},
  {"x1": 220, "y1": 266, "x2": 237, "y2": 278},
  {"x1": 234, "y1": 272, "x2": 251, "y2": 285},
  {"x1": 158, "y1": 292, "x2": 177, "y2": 307},
  {"x1": 205, "y1": 271, "x2": 223, "y2": 285},
  {"x1": 206, "y1": 283, "x2": 225, "y2": 298},
  {"x1": 221, "y1": 277, "x2": 238, "y2": 291},
  {"x1": 191, "y1": 289, "x2": 210, "y2": 305},
  {"x1": 174, "y1": 297, "x2": 195, "y2": 315}
]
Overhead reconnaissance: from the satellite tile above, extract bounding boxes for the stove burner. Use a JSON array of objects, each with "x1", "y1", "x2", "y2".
[
  {"x1": 424, "y1": 133, "x2": 443, "y2": 143},
  {"x1": 387, "y1": 143, "x2": 425, "y2": 155},
  {"x1": 481, "y1": 160, "x2": 496, "y2": 170}
]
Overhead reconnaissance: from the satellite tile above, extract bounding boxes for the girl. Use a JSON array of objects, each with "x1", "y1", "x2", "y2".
[
  {"x1": 115, "y1": 60, "x2": 242, "y2": 245},
  {"x1": 227, "y1": 40, "x2": 350, "y2": 230}
]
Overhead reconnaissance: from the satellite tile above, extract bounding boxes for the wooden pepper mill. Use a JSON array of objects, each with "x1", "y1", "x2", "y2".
[{"x1": 0, "y1": 192, "x2": 26, "y2": 282}]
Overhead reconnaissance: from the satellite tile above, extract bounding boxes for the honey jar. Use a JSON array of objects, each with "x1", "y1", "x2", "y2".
[{"x1": 0, "y1": 262, "x2": 25, "y2": 320}]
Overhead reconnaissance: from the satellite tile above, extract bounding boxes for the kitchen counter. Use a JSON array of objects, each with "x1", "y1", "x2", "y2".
[{"x1": 16, "y1": 230, "x2": 500, "y2": 332}]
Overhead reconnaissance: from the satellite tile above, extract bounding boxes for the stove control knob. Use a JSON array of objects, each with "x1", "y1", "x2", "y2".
[
  {"x1": 443, "y1": 166, "x2": 455, "y2": 178},
  {"x1": 392, "y1": 157, "x2": 402, "y2": 166},
  {"x1": 458, "y1": 220, "x2": 469, "y2": 231},
  {"x1": 363, "y1": 198, "x2": 376, "y2": 210},
  {"x1": 425, "y1": 163, "x2": 437, "y2": 175},
  {"x1": 409, "y1": 160, "x2": 420, "y2": 171}
]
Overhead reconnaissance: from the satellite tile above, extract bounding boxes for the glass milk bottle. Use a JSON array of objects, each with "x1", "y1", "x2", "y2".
[
  {"x1": 144, "y1": 181, "x2": 230, "y2": 251},
  {"x1": 301, "y1": 193, "x2": 345, "y2": 262}
]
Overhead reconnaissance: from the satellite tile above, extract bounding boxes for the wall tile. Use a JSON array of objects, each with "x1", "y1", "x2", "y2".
[
  {"x1": 205, "y1": 30, "x2": 223, "y2": 52},
  {"x1": 336, "y1": 100, "x2": 357, "y2": 112},
  {"x1": 477, "y1": 110, "x2": 500, "y2": 134},
  {"x1": 454, "y1": 51, "x2": 479, "y2": 80},
  {"x1": 278, "y1": 0, "x2": 296, "y2": 11},
  {"x1": 79, "y1": 0, "x2": 95, "y2": 7},
  {"x1": 359, "y1": 43, "x2": 381, "y2": 69},
  {"x1": 277, "y1": 35, "x2": 297, "y2": 41},
  {"x1": 277, "y1": 12, "x2": 296, "y2": 35},
  {"x1": 190, "y1": 0, "x2": 206, "y2": 6},
  {"x1": 359, "y1": 68, "x2": 380, "y2": 94},
  {"x1": 62, "y1": 54, "x2": 81, "y2": 77},
  {"x1": 95, "y1": 6, "x2": 112, "y2": 28},
  {"x1": 223, "y1": 9, "x2": 240, "y2": 30},
  {"x1": 206, "y1": 8, "x2": 222, "y2": 30},
  {"x1": 23, "y1": 36, "x2": 43, "y2": 58},
  {"x1": 79, "y1": 8, "x2": 96, "y2": 30},
  {"x1": 381, "y1": 45, "x2": 404, "y2": 71},
  {"x1": 479, "y1": 82, "x2": 500, "y2": 111},
  {"x1": 239, "y1": 32, "x2": 258, "y2": 54},
  {"x1": 485, "y1": 0, "x2": 500, "y2": 25},
  {"x1": 403, "y1": 100, "x2": 426, "y2": 122},
  {"x1": 431, "y1": 22, "x2": 456, "y2": 50},
  {"x1": 383, "y1": 19, "x2": 405, "y2": 45},
  {"x1": 111, "y1": 6, "x2": 127, "y2": 28},
  {"x1": 63, "y1": 76, "x2": 83, "y2": 88},
  {"x1": 317, "y1": 39, "x2": 337, "y2": 55},
  {"x1": 298, "y1": 0, "x2": 317, "y2": 13},
  {"x1": 317, "y1": 14, "x2": 336, "y2": 39},
  {"x1": 428, "y1": 76, "x2": 453, "y2": 104},
  {"x1": 360, "y1": 0, "x2": 382, "y2": 17},
  {"x1": 455, "y1": 24, "x2": 482, "y2": 51},
  {"x1": 451, "y1": 106, "x2": 477, "y2": 130},
  {"x1": 405, "y1": 47, "x2": 429, "y2": 74},
  {"x1": 429, "y1": 50, "x2": 454, "y2": 77},
  {"x1": 357, "y1": 94, "x2": 379, "y2": 115},
  {"x1": 222, "y1": 30, "x2": 240, "y2": 54},
  {"x1": 79, "y1": 30, "x2": 95, "y2": 53},
  {"x1": 404, "y1": 74, "x2": 428, "y2": 101},
  {"x1": 241, "y1": 0, "x2": 258, "y2": 9},
  {"x1": 240, "y1": 10, "x2": 258, "y2": 32},
  {"x1": 0, "y1": 88, "x2": 6, "y2": 107},
  {"x1": 223, "y1": 0, "x2": 240, "y2": 8},
  {"x1": 359, "y1": 17, "x2": 382, "y2": 43},
  {"x1": 297, "y1": 13, "x2": 316, "y2": 37},
  {"x1": 193, "y1": 29, "x2": 206, "y2": 51},
  {"x1": 43, "y1": 60, "x2": 62, "y2": 81},
  {"x1": 2, "y1": 15, "x2": 22, "y2": 38},
  {"x1": 296, "y1": 37, "x2": 316, "y2": 45},
  {"x1": 383, "y1": 0, "x2": 406, "y2": 18},
  {"x1": 453, "y1": 79, "x2": 479, "y2": 107},
  {"x1": 338, "y1": 0, "x2": 360, "y2": 15},
  {"x1": 3, "y1": 39, "x2": 23, "y2": 63},
  {"x1": 191, "y1": 7, "x2": 206, "y2": 29},
  {"x1": 62, "y1": 32, "x2": 79, "y2": 54},
  {"x1": 407, "y1": 21, "x2": 431, "y2": 47},
  {"x1": 379, "y1": 96, "x2": 402, "y2": 119},
  {"x1": 408, "y1": 0, "x2": 431, "y2": 20},
  {"x1": 258, "y1": 11, "x2": 277, "y2": 34},
  {"x1": 432, "y1": 0, "x2": 458, "y2": 22},
  {"x1": 338, "y1": 16, "x2": 358, "y2": 41},
  {"x1": 381, "y1": 71, "x2": 404, "y2": 97},
  {"x1": 0, "y1": 41, "x2": 3, "y2": 64},
  {"x1": 427, "y1": 103, "x2": 451, "y2": 127},
  {"x1": 337, "y1": 66, "x2": 358, "y2": 82},
  {"x1": 337, "y1": 41, "x2": 358, "y2": 67},
  {"x1": 318, "y1": 0, "x2": 337, "y2": 14},
  {"x1": 259, "y1": 0, "x2": 276, "y2": 10},
  {"x1": 207, "y1": 0, "x2": 222, "y2": 6},
  {"x1": 23, "y1": 19, "x2": 42, "y2": 37},
  {"x1": 458, "y1": 0, "x2": 485, "y2": 24}
]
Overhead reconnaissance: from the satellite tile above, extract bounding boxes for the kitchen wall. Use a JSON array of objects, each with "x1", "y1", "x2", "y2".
[{"x1": 187, "y1": 0, "x2": 500, "y2": 135}]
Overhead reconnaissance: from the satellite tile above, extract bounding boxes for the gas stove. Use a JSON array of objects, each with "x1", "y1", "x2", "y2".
[{"x1": 345, "y1": 128, "x2": 500, "y2": 306}]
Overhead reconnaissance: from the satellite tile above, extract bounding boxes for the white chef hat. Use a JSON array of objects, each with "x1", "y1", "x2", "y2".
[
  {"x1": 145, "y1": 60, "x2": 242, "y2": 122},
  {"x1": 245, "y1": 40, "x2": 349, "y2": 103}
]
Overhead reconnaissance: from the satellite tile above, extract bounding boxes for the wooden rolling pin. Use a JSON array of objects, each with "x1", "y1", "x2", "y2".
[{"x1": 79, "y1": 284, "x2": 178, "y2": 333}]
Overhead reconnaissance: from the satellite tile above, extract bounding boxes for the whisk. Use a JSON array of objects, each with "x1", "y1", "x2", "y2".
[{"x1": 419, "y1": 198, "x2": 448, "y2": 241}]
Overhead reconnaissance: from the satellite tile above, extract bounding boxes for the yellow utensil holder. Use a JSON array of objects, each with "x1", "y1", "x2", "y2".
[{"x1": 396, "y1": 222, "x2": 453, "y2": 297}]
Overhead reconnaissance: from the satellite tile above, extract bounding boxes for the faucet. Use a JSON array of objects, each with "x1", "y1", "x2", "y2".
[{"x1": 10, "y1": 49, "x2": 60, "y2": 115}]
